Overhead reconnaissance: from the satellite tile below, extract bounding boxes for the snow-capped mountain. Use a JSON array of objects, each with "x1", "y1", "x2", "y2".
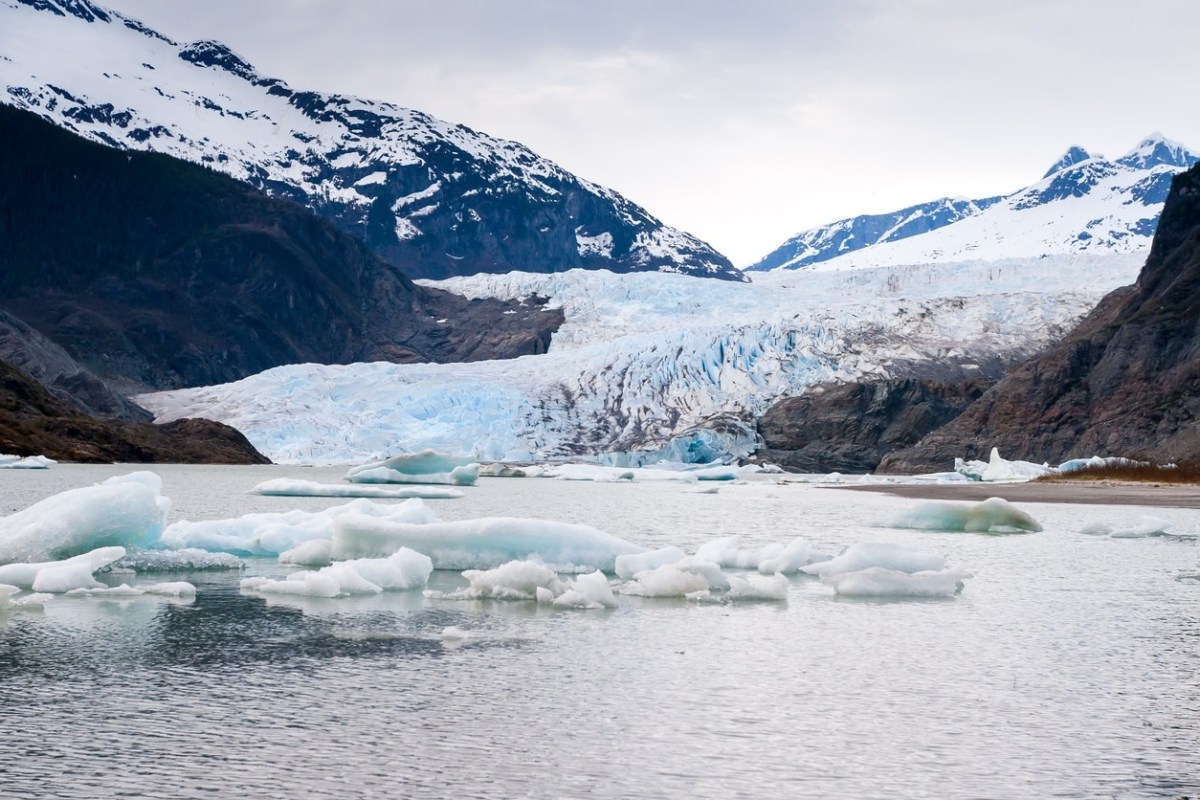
[
  {"x1": 0, "y1": 0, "x2": 742, "y2": 281},
  {"x1": 749, "y1": 135, "x2": 1198, "y2": 272},
  {"x1": 138, "y1": 253, "x2": 1145, "y2": 465}
]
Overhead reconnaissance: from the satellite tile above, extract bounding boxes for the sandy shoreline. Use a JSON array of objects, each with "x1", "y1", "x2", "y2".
[{"x1": 836, "y1": 481, "x2": 1200, "y2": 508}]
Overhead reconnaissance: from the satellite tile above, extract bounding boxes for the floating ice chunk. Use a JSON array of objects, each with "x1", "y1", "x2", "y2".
[
  {"x1": 614, "y1": 546, "x2": 686, "y2": 579},
  {"x1": 618, "y1": 564, "x2": 713, "y2": 597},
  {"x1": 0, "y1": 546, "x2": 128, "y2": 593},
  {"x1": 161, "y1": 498, "x2": 440, "y2": 555},
  {"x1": 112, "y1": 549, "x2": 244, "y2": 572},
  {"x1": 757, "y1": 538, "x2": 830, "y2": 575},
  {"x1": 141, "y1": 582, "x2": 197, "y2": 598},
  {"x1": 0, "y1": 585, "x2": 50, "y2": 609},
  {"x1": 890, "y1": 497, "x2": 1043, "y2": 533},
  {"x1": 340, "y1": 549, "x2": 433, "y2": 591},
  {"x1": 544, "y1": 464, "x2": 636, "y2": 482},
  {"x1": 822, "y1": 567, "x2": 970, "y2": 597},
  {"x1": 65, "y1": 583, "x2": 144, "y2": 597},
  {"x1": 242, "y1": 572, "x2": 341, "y2": 598},
  {"x1": 279, "y1": 539, "x2": 334, "y2": 566},
  {"x1": 345, "y1": 451, "x2": 479, "y2": 486},
  {"x1": 1084, "y1": 515, "x2": 1173, "y2": 538},
  {"x1": 249, "y1": 478, "x2": 464, "y2": 500},
  {"x1": 441, "y1": 560, "x2": 567, "y2": 600},
  {"x1": 331, "y1": 514, "x2": 642, "y2": 572},
  {"x1": 0, "y1": 472, "x2": 170, "y2": 563},
  {"x1": 478, "y1": 464, "x2": 533, "y2": 478},
  {"x1": 243, "y1": 548, "x2": 433, "y2": 598},
  {"x1": 694, "y1": 536, "x2": 758, "y2": 569},
  {"x1": 955, "y1": 449, "x2": 1049, "y2": 481},
  {"x1": 558, "y1": 570, "x2": 618, "y2": 609},
  {"x1": 727, "y1": 574, "x2": 790, "y2": 601},
  {"x1": 1056, "y1": 455, "x2": 1147, "y2": 473},
  {"x1": 0, "y1": 454, "x2": 56, "y2": 469},
  {"x1": 802, "y1": 542, "x2": 945, "y2": 577}
]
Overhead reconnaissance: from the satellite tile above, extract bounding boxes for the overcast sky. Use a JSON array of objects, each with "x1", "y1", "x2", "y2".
[{"x1": 104, "y1": 0, "x2": 1200, "y2": 266}]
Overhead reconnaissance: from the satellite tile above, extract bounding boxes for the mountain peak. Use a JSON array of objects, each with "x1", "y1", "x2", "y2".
[
  {"x1": 16, "y1": 0, "x2": 110, "y2": 23},
  {"x1": 178, "y1": 40, "x2": 260, "y2": 83},
  {"x1": 1042, "y1": 145, "x2": 1096, "y2": 178},
  {"x1": 1117, "y1": 133, "x2": 1200, "y2": 170}
]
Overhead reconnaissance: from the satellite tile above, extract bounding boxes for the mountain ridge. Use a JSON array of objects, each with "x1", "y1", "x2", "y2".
[
  {"x1": 749, "y1": 134, "x2": 1198, "y2": 272},
  {"x1": 1, "y1": 0, "x2": 743, "y2": 282}
]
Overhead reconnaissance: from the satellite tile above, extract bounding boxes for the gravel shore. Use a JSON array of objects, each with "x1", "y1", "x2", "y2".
[{"x1": 836, "y1": 480, "x2": 1200, "y2": 508}]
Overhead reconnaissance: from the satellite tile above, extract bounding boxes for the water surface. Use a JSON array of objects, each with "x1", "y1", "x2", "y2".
[{"x1": 1, "y1": 465, "x2": 1197, "y2": 799}]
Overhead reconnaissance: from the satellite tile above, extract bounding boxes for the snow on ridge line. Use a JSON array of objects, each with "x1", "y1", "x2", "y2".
[{"x1": 138, "y1": 254, "x2": 1143, "y2": 465}]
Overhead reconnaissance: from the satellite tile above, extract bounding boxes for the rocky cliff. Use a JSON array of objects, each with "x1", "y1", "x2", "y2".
[
  {"x1": 879, "y1": 163, "x2": 1200, "y2": 472},
  {"x1": 756, "y1": 377, "x2": 994, "y2": 473},
  {"x1": 0, "y1": 357, "x2": 268, "y2": 464},
  {"x1": 0, "y1": 104, "x2": 562, "y2": 396}
]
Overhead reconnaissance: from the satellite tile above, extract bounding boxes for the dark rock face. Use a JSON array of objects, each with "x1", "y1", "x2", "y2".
[
  {"x1": 0, "y1": 310, "x2": 150, "y2": 421},
  {"x1": 880, "y1": 164, "x2": 1200, "y2": 473},
  {"x1": 0, "y1": 104, "x2": 562, "y2": 395},
  {"x1": 0, "y1": 358, "x2": 268, "y2": 463},
  {"x1": 756, "y1": 377, "x2": 993, "y2": 473}
]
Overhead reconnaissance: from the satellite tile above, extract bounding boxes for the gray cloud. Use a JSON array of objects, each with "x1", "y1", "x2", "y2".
[{"x1": 105, "y1": 0, "x2": 1200, "y2": 264}]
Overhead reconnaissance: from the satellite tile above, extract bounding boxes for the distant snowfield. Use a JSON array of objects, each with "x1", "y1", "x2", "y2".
[{"x1": 138, "y1": 253, "x2": 1145, "y2": 465}]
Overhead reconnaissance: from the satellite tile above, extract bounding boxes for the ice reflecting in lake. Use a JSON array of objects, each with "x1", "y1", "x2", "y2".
[{"x1": 1, "y1": 464, "x2": 1198, "y2": 799}]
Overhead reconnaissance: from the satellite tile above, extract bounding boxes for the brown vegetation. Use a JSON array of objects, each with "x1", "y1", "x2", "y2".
[{"x1": 1036, "y1": 461, "x2": 1200, "y2": 484}]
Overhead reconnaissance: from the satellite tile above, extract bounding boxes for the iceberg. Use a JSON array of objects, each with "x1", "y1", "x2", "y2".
[
  {"x1": 0, "y1": 454, "x2": 55, "y2": 469},
  {"x1": 345, "y1": 451, "x2": 479, "y2": 486},
  {"x1": 822, "y1": 567, "x2": 970, "y2": 597},
  {"x1": 430, "y1": 560, "x2": 566, "y2": 601},
  {"x1": 614, "y1": 546, "x2": 687, "y2": 579},
  {"x1": 0, "y1": 546, "x2": 127, "y2": 593},
  {"x1": 112, "y1": 549, "x2": 244, "y2": 572},
  {"x1": 1081, "y1": 515, "x2": 1173, "y2": 538},
  {"x1": 726, "y1": 574, "x2": 790, "y2": 601},
  {"x1": 0, "y1": 473, "x2": 170, "y2": 563},
  {"x1": 242, "y1": 548, "x2": 433, "y2": 598},
  {"x1": 330, "y1": 514, "x2": 643, "y2": 572},
  {"x1": 249, "y1": 478, "x2": 464, "y2": 499},
  {"x1": 890, "y1": 497, "x2": 1043, "y2": 533},
  {"x1": 0, "y1": 584, "x2": 51, "y2": 610},
  {"x1": 617, "y1": 564, "x2": 714, "y2": 597},
  {"x1": 954, "y1": 448, "x2": 1051, "y2": 482},
  {"x1": 757, "y1": 538, "x2": 830, "y2": 575},
  {"x1": 552, "y1": 570, "x2": 619, "y2": 609},
  {"x1": 160, "y1": 497, "x2": 440, "y2": 556},
  {"x1": 801, "y1": 542, "x2": 946, "y2": 577}
]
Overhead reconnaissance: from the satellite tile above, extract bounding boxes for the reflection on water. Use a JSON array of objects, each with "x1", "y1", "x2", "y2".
[{"x1": 1, "y1": 465, "x2": 1199, "y2": 799}]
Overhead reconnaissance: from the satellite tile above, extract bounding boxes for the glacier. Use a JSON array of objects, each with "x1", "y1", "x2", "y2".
[{"x1": 137, "y1": 254, "x2": 1144, "y2": 466}]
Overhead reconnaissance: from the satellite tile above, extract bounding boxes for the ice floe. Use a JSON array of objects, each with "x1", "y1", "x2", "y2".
[
  {"x1": 822, "y1": 567, "x2": 970, "y2": 597},
  {"x1": 1081, "y1": 515, "x2": 1179, "y2": 538},
  {"x1": 160, "y1": 498, "x2": 440, "y2": 556},
  {"x1": 331, "y1": 514, "x2": 643, "y2": 572},
  {"x1": 802, "y1": 542, "x2": 947, "y2": 577},
  {"x1": 249, "y1": 478, "x2": 464, "y2": 499},
  {"x1": 345, "y1": 451, "x2": 479, "y2": 486},
  {"x1": 242, "y1": 548, "x2": 433, "y2": 598},
  {"x1": 889, "y1": 497, "x2": 1043, "y2": 533},
  {"x1": 0, "y1": 546, "x2": 127, "y2": 593},
  {"x1": 0, "y1": 584, "x2": 51, "y2": 610},
  {"x1": 0, "y1": 472, "x2": 171, "y2": 563},
  {"x1": 0, "y1": 454, "x2": 55, "y2": 469}
]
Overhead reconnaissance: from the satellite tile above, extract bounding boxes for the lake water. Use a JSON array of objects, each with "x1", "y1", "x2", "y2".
[{"x1": 1, "y1": 464, "x2": 1198, "y2": 799}]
